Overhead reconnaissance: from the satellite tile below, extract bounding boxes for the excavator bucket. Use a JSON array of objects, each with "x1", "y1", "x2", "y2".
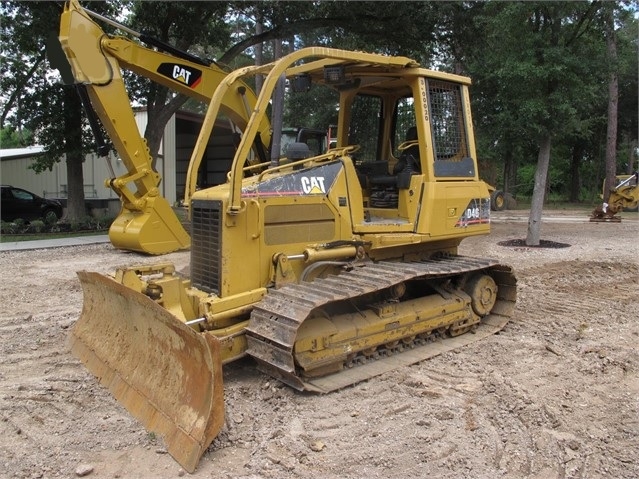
[
  {"x1": 70, "y1": 271, "x2": 224, "y2": 473},
  {"x1": 109, "y1": 196, "x2": 191, "y2": 255}
]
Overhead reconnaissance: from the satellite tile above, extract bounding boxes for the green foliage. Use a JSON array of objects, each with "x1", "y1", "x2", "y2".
[
  {"x1": 1, "y1": 2, "x2": 121, "y2": 220},
  {"x1": 0, "y1": 214, "x2": 113, "y2": 236},
  {"x1": 516, "y1": 164, "x2": 537, "y2": 198},
  {"x1": 67, "y1": 215, "x2": 98, "y2": 232},
  {"x1": 0, "y1": 221, "x2": 18, "y2": 235},
  {"x1": 468, "y1": 2, "x2": 601, "y2": 138},
  {"x1": 44, "y1": 210, "x2": 58, "y2": 226},
  {"x1": 29, "y1": 219, "x2": 45, "y2": 233},
  {"x1": 462, "y1": 1, "x2": 637, "y2": 204},
  {"x1": 616, "y1": 10, "x2": 639, "y2": 156},
  {"x1": 0, "y1": 126, "x2": 32, "y2": 147},
  {"x1": 2, "y1": 0, "x2": 637, "y2": 209},
  {"x1": 283, "y1": 84, "x2": 338, "y2": 134},
  {"x1": 12, "y1": 218, "x2": 25, "y2": 229}
]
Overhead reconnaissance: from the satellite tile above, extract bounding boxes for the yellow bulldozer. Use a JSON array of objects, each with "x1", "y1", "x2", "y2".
[
  {"x1": 60, "y1": 0, "x2": 517, "y2": 473},
  {"x1": 590, "y1": 173, "x2": 639, "y2": 221}
]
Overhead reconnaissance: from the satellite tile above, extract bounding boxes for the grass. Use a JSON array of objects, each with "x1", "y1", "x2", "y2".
[
  {"x1": 0, "y1": 229, "x2": 109, "y2": 243},
  {"x1": 1, "y1": 208, "x2": 187, "y2": 243}
]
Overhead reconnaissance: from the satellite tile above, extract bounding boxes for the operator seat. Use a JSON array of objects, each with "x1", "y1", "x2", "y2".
[
  {"x1": 393, "y1": 126, "x2": 420, "y2": 175},
  {"x1": 367, "y1": 127, "x2": 421, "y2": 208}
]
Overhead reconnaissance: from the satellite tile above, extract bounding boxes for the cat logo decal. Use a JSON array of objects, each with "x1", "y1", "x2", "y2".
[
  {"x1": 157, "y1": 63, "x2": 202, "y2": 88},
  {"x1": 301, "y1": 176, "x2": 326, "y2": 194}
]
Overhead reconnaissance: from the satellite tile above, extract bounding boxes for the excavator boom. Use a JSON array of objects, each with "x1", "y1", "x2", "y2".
[
  {"x1": 59, "y1": 1, "x2": 189, "y2": 254},
  {"x1": 58, "y1": 0, "x2": 271, "y2": 253}
]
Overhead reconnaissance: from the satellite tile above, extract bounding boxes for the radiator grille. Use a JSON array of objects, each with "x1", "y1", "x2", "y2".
[{"x1": 190, "y1": 200, "x2": 222, "y2": 294}]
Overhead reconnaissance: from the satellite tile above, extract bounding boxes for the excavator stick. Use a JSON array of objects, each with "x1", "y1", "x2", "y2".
[
  {"x1": 108, "y1": 196, "x2": 191, "y2": 255},
  {"x1": 59, "y1": 0, "x2": 191, "y2": 255},
  {"x1": 70, "y1": 271, "x2": 224, "y2": 472}
]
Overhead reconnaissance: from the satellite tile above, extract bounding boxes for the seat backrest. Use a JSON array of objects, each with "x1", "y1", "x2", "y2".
[
  {"x1": 404, "y1": 126, "x2": 419, "y2": 159},
  {"x1": 393, "y1": 127, "x2": 420, "y2": 175},
  {"x1": 405, "y1": 126, "x2": 417, "y2": 142}
]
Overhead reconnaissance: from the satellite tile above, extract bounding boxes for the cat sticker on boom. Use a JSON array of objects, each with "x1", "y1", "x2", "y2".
[{"x1": 157, "y1": 62, "x2": 202, "y2": 88}]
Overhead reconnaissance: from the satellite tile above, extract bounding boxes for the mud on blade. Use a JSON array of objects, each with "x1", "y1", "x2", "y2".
[{"x1": 70, "y1": 271, "x2": 224, "y2": 473}]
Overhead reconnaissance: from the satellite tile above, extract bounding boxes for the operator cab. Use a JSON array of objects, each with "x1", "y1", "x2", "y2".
[
  {"x1": 328, "y1": 73, "x2": 477, "y2": 230},
  {"x1": 190, "y1": 48, "x2": 486, "y2": 243}
]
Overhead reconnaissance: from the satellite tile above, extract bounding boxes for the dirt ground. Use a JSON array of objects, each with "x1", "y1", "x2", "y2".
[{"x1": 1, "y1": 208, "x2": 637, "y2": 479}]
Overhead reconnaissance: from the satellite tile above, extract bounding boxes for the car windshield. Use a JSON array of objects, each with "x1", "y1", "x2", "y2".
[{"x1": 11, "y1": 189, "x2": 35, "y2": 200}]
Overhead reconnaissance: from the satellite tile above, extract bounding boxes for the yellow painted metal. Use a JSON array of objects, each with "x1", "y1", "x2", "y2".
[
  {"x1": 107, "y1": 196, "x2": 190, "y2": 255},
  {"x1": 59, "y1": 1, "x2": 190, "y2": 254},
  {"x1": 200, "y1": 289, "x2": 267, "y2": 322},
  {"x1": 65, "y1": 33, "x2": 519, "y2": 473},
  {"x1": 100, "y1": 36, "x2": 272, "y2": 148},
  {"x1": 606, "y1": 175, "x2": 638, "y2": 210},
  {"x1": 205, "y1": 323, "x2": 249, "y2": 365},
  {"x1": 263, "y1": 203, "x2": 336, "y2": 245},
  {"x1": 59, "y1": 0, "x2": 272, "y2": 254},
  {"x1": 187, "y1": 47, "x2": 418, "y2": 211},
  {"x1": 72, "y1": 271, "x2": 224, "y2": 473},
  {"x1": 612, "y1": 184, "x2": 639, "y2": 211},
  {"x1": 591, "y1": 174, "x2": 638, "y2": 220},
  {"x1": 303, "y1": 245, "x2": 357, "y2": 263},
  {"x1": 295, "y1": 292, "x2": 476, "y2": 375}
]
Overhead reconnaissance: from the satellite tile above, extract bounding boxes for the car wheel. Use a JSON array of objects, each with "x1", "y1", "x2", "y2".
[
  {"x1": 43, "y1": 209, "x2": 60, "y2": 224},
  {"x1": 491, "y1": 190, "x2": 506, "y2": 211}
]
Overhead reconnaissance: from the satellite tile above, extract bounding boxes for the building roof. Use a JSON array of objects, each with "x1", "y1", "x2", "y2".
[{"x1": 0, "y1": 146, "x2": 45, "y2": 161}]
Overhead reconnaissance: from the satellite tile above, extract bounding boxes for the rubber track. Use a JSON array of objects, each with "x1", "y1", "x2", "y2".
[{"x1": 245, "y1": 255, "x2": 516, "y2": 393}]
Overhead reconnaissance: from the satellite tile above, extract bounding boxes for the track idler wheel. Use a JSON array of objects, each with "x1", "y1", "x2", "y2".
[{"x1": 463, "y1": 274, "x2": 498, "y2": 317}]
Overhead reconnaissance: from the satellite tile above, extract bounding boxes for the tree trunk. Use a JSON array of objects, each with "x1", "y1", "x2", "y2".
[
  {"x1": 569, "y1": 142, "x2": 583, "y2": 202},
  {"x1": 144, "y1": 93, "x2": 189, "y2": 170},
  {"x1": 628, "y1": 139, "x2": 638, "y2": 174},
  {"x1": 603, "y1": 6, "x2": 618, "y2": 204},
  {"x1": 526, "y1": 133, "x2": 552, "y2": 246},
  {"x1": 502, "y1": 147, "x2": 513, "y2": 194},
  {"x1": 64, "y1": 87, "x2": 86, "y2": 221},
  {"x1": 255, "y1": 19, "x2": 264, "y2": 94},
  {"x1": 504, "y1": 152, "x2": 517, "y2": 198}
]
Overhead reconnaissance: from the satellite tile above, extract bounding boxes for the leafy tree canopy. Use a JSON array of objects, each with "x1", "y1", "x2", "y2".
[{"x1": 1, "y1": 0, "x2": 637, "y2": 212}]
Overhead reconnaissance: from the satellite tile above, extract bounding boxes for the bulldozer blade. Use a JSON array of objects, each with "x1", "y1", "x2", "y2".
[
  {"x1": 109, "y1": 196, "x2": 191, "y2": 255},
  {"x1": 70, "y1": 271, "x2": 224, "y2": 473}
]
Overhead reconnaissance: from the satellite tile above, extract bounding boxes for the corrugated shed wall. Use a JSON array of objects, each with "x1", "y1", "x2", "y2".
[
  {"x1": 0, "y1": 155, "x2": 63, "y2": 198},
  {"x1": 0, "y1": 110, "x2": 175, "y2": 203},
  {"x1": 133, "y1": 109, "x2": 176, "y2": 204},
  {"x1": 0, "y1": 151, "x2": 131, "y2": 199},
  {"x1": 0, "y1": 151, "x2": 166, "y2": 201}
]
